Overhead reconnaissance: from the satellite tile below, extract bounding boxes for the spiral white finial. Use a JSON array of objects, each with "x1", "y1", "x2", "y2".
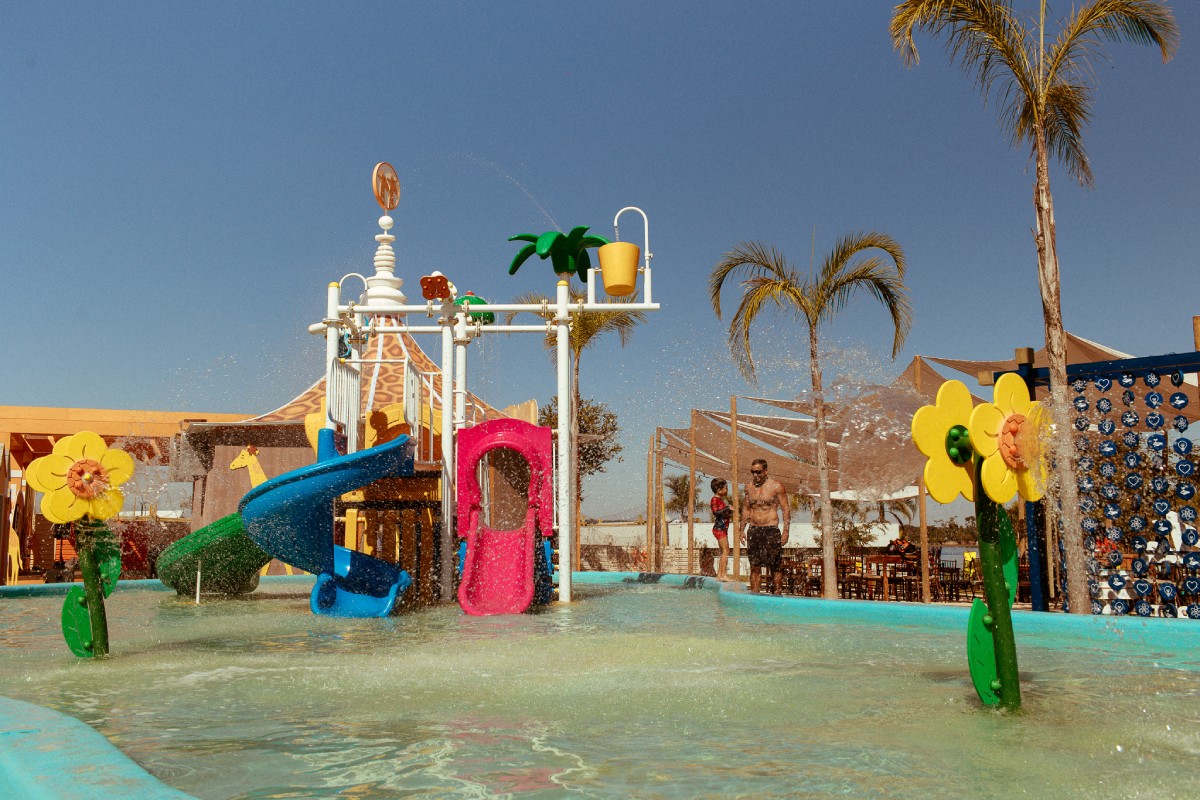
[{"x1": 362, "y1": 212, "x2": 405, "y2": 307}]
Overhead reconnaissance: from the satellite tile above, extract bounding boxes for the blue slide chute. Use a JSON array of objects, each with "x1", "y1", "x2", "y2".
[{"x1": 238, "y1": 434, "x2": 415, "y2": 617}]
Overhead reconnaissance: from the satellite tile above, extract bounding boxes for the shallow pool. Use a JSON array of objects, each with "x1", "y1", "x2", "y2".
[{"x1": 2, "y1": 575, "x2": 1199, "y2": 799}]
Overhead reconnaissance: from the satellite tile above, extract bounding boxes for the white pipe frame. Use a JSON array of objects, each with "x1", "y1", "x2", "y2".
[
  {"x1": 439, "y1": 300, "x2": 456, "y2": 600},
  {"x1": 314, "y1": 207, "x2": 659, "y2": 605}
]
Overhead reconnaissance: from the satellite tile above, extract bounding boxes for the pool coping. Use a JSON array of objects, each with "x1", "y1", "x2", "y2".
[
  {"x1": 575, "y1": 570, "x2": 1200, "y2": 648},
  {"x1": 0, "y1": 696, "x2": 193, "y2": 799},
  {"x1": 4, "y1": 570, "x2": 1199, "y2": 798}
]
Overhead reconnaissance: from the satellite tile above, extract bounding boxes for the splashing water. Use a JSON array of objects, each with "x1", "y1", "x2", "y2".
[{"x1": 461, "y1": 153, "x2": 561, "y2": 232}]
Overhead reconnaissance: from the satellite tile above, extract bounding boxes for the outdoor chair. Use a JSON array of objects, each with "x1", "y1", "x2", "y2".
[
  {"x1": 780, "y1": 557, "x2": 805, "y2": 595},
  {"x1": 837, "y1": 556, "x2": 865, "y2": 599}
]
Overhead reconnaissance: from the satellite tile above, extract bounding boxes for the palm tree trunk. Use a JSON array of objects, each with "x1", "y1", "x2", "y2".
[
  {"x1": 810, "y1": 327, "x2": 837, "y2": 599},
  {"x1": 1033, "y1": 124, "x2": 1087, "y2": 614}
]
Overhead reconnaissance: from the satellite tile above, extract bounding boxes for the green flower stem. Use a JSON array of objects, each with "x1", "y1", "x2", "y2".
[
  {"x1": 75, "y1": 519, "x2": 110, "y2": 658},
  {"x1": 974, "y1": 455, "x2": 1020, "y2": 710}
]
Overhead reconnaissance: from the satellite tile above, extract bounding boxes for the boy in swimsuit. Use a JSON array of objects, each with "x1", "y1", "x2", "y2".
[
  {"x1": 740, "y1": 458, "x2": 790, "y2": 594},
  {"x1": 710, "y1": 478, "x2": 732, "y2": 581}
]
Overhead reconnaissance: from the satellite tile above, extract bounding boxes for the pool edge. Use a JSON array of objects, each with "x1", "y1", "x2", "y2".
[
  {"x1": 575, "y1": 570, "x2": 1200, "y2": 648},
  {"x1": 0, "y1": 696, "x2": 195, "y2": 799}
]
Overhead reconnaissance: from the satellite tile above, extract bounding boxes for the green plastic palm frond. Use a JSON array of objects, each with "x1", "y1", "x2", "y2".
[
  {"x1": 508, "y1": 233, "x2": 539, "y2": 243},
  {"x1": 508, "y1": 243, "x2": 538, "y2": 275},
  {"x1": 563, "y1": 226, "x2": 590, "y2": 252},
  {"x1": 536, "y1": 230, "x2": 563, "y2": 258}
]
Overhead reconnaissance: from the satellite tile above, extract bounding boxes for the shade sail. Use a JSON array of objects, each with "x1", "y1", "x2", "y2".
[{"x1": 925, "y1": 331, "x2": 1200, "y2": 424}]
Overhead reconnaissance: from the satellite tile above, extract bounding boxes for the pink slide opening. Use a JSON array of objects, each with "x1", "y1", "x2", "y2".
[{"x1": 456, "y1": 419, "x2": 555, "y2": 616}]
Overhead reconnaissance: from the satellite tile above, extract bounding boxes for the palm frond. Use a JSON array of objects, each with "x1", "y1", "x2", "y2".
[
  {"x1": 1033, "y1": 0, "x2": 1178, "y2": 184},
  {"x1": 813, "y1": 231, "x2": 910, "y2": 357},
  {"x1": 501, "y1": 291, "x2": 554, "y2": 324},
  {"x1": 726, "y1": 277, "x2": 805, "y2": 383},
  {"x1": 891, "y1": 0, "x2": 1037, "y2": 107},
  {"x1": 1041, "y1": 81, "x2": 1094, "y2": 187},
  {"x1": 1046, "y1": 0, "x2": 1179, "y2": 81},
  {"x1": 568, "y1": 292, "x2": 646, "y2": 358},
  {"x1": 709, "y1": 241, "x2": 794, "y2": 321},
  {"x1": 820, "y1": 260, "x2": 913, "y2": 358},
  {"x1": 508, "y1": 243, "x2": 538, "y2": 275},
  {"x1": 536, "y1": 231, "x2": 563, "y2": 257}
]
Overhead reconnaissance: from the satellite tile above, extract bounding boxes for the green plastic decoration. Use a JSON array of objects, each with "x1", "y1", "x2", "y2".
[
  {"x1": 967, "y1": 460, "x2": 1022, "y2": 711},
  {"x1": 454, "y1": 292, "x2": 495, "y2": 324},
  {"x1": 61, "y1": 518, "x2": 122, "y2": 658},
  {"x1": 965, "y1": 598, "x2": 999, "y2": 705},
  {"x1": 507, "y1": 226, "x2": 609, "y2": 278},
  {"x1": 912, "y1": 379, "x2": 1033, "y2": 712}
]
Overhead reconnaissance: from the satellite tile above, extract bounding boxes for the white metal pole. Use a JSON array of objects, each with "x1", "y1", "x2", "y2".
[
  {"x1": 454, "y1": 312, "x2": 469, "y2": 427},
  {"x1": 439, "y1": 301, "x2": 456, "y2": 599},
  {"x1": 325, "y1": 282, "x2": 341, "y2": 431},
  {"x1": 555, "y1": 280, "x2": 572, "y2": 602}
]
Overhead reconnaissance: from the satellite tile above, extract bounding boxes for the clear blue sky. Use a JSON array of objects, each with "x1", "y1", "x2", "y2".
[{"x1": 3, "y1": 2, "x2": 1197, "y2": 519}]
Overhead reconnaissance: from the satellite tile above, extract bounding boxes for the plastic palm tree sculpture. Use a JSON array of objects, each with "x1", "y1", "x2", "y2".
[
  {"x1": 25, "y1": 431, "x2": 134, "y2": 657},
  {"x1": 710, "y1": 234, "x2": 912, "y2": 599},
  {"x1": 913, "y1": 375, "x2": 1047, "y2": 710},
  {"x1": 891, "y1": 0, "x2": 1179, "y2": 614},
  {"x1": 503, "y1": 288, "x2": 645, "y2": 567},
  {"x1": 508, "y1": 226, "x2": 610, "y2": 279}
]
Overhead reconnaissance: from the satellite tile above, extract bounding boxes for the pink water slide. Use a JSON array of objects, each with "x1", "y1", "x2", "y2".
[{"x1": 456, "y1": 419, "x2": 555, "y2": 616}]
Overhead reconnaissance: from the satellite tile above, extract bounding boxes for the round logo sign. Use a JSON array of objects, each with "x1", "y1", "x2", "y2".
[{"x1": 372, "y1": 162, "x2": 401, "y2": 210}]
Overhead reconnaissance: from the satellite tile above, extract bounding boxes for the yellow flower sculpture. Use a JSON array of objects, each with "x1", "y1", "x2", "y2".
[
  {"x1": 26, "y1": 432, "x2": 134, "y2": 523},
  {"x1": 911, "y1": 380, "x2": 975, "y2": 503},
  {"x1": 969, "y1": 373, "x2": 1045, "y2": 503}
]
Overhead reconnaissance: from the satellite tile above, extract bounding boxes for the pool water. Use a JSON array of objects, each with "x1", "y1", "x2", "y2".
[{"x1": 2, "y1": 577, "x2": 1200, "y2": 799}]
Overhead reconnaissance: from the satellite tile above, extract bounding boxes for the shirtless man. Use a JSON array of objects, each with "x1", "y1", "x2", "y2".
[{"x1": 740, "y1": 458, "x2": 790, "y2": 594}]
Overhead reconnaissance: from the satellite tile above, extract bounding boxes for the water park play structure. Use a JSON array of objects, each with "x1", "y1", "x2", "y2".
[{"x1": 148, "y1": 162, "x2": 659, "y2": 617}]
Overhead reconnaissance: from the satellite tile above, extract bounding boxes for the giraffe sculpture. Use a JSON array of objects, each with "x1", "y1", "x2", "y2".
[
  {"x1": 229, "y1": 445, "x2": 268, "y2": 487},
  {"x1": 229, "y1": 446, "x2": 298, "y2": 576}
]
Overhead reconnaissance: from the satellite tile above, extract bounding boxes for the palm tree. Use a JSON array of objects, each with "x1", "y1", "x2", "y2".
[
  {"x1": 710, "y1": 234, "x2": 912, "y2": 599},
  {"x1": 664, "y1": 474, "x2": 702, "y2": 520},
  {"x1": 891, "y1": 0, "x2": 1179, "y2": 614},
  {"x1": 508, "y1": 226, "x2": 609, "y2": 277},
  {"x1": 504, "y1": 288, "x2": 646, "y2": 567}
]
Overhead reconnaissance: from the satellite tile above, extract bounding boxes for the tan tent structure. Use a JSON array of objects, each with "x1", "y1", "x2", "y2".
[
  {"x1": 648, "y1": 375, "x2": 930, "y2": 585},
  {"x1": 926, "y1": 331, "x2": 1200, "y2": 425}
]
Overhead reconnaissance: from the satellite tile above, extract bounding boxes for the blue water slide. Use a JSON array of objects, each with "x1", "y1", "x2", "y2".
[{"x1": 238, "y1": 434, "x2": 415, "y2": 617}]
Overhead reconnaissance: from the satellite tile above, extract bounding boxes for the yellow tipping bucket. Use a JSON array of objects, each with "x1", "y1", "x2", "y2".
[{"x1": 596, "y1": 241, "x2": 640, "y2": 297}]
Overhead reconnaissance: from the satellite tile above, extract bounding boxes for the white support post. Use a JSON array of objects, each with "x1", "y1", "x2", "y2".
[
  {"x1": 325, "y1": 282, "x2": 341, "y2": 432},
  {"x1": 454, "y1": 312, "x2": 469, "y2": 427},
  {"x1": 555, "y1": 280, "x2": 572, "y2": 602},
  {"x1": 439, "y1": 301, "x2": 456, "y2": 599}
]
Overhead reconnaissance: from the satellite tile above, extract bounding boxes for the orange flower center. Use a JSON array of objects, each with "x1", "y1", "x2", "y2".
[
  {"x1": 998, "y1": 414, "x2": 1027, "y2": 470},
  {"x1": 66, "y1": 459, "x2": 109, "y2": 499}
]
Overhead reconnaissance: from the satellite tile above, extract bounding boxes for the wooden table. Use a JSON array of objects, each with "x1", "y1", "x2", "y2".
[{"x1": 865, "y1": 555, "x2": 910, "y2": 601}]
